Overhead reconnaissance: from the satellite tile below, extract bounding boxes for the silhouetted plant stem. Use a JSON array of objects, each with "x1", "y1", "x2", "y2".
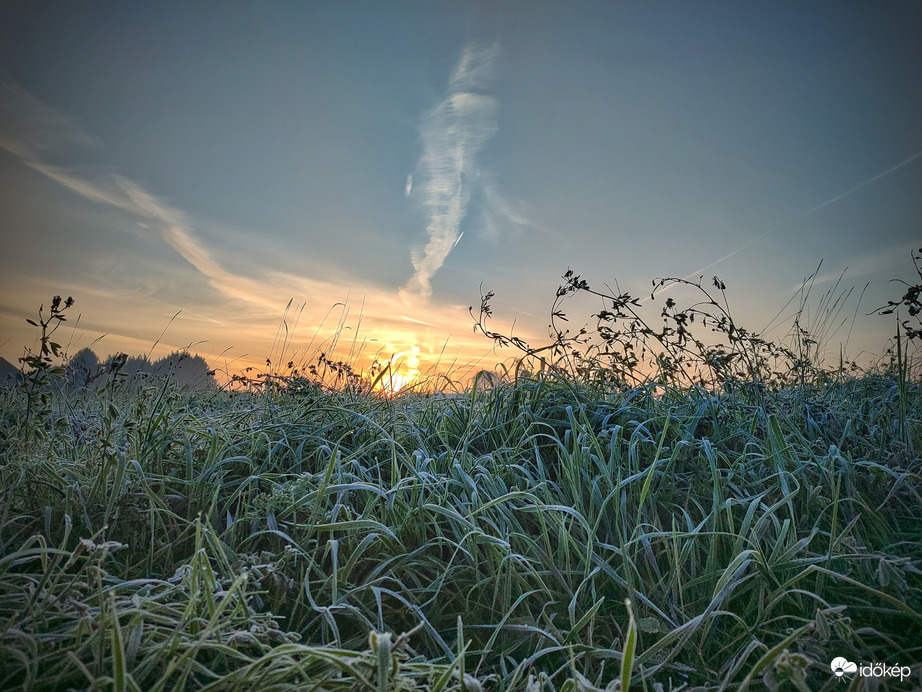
[{"x1": 18, "y1": 296, "x2": 74, "y2": 449}]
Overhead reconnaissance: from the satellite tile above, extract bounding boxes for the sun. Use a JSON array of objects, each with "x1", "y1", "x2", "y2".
[{"x1": 374, "y1": 345, "x2": 421, "y2": 396}]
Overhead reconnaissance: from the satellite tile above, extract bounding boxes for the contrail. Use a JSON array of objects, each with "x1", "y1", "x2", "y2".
[
  {"x1": 684, "y1": 149, "x2": 922, "y2": 281},
  {"x1": 401, "y1": 42, "x2": 499, "y2": 302},
  {"x1": 400, "y1": 314, "x2": 441, "y2": 328},
  {"x1": 806, "y1": 148, "x2": 922, "y2": 215},
  {"x1": 681, "y1": 229, "x2": 773, "y2": 282}
]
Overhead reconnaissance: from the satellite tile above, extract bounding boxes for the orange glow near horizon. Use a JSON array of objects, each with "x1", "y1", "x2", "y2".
[{"x1": 374, "y1": 344, "x2": 421, "y2": 395}]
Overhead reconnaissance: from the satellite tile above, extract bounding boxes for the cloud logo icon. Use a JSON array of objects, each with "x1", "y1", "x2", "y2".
[{"x1": 830, "y1": 657, "x2": 857, "y2": 677}]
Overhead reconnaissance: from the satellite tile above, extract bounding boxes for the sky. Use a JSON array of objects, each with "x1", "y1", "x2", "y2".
[{"x1": 1, "y1": 1, "x2": 921, "y2": 387}]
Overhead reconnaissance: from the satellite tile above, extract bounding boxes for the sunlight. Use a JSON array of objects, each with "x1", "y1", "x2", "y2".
[{"x1": 375, "y1": 344, "x2": 421, "y2": 395}]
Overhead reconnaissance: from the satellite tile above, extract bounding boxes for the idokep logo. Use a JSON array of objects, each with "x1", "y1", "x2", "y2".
[
  {"x1": 830, "y1": 657, "x2": 857, "y2": 678},
  {"x1": 830, "y1": 657, "x2": 912, "y2": 683}
]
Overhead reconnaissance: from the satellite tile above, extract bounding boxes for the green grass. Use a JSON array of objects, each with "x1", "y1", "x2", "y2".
[{"x1": 1, "y1": 363, "x2": 920, "y2": 690}]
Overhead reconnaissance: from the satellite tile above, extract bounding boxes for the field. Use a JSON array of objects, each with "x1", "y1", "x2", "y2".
[{"x1": 1, "y1": 277, "x2": 921, "y2": 690}]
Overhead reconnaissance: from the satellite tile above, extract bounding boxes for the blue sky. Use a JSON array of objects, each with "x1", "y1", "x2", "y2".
[{"x1": 2, "y1": 2, "x2": 921, "y2": 383}]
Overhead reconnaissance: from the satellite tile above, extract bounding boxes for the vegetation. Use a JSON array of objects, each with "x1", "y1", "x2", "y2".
[{"x1": 1, "y1": 254, "x2": 921, "y2": 690}]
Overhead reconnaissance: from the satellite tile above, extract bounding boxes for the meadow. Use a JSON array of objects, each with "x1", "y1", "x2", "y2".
[{"x1": 1, "y1": 263, "x2": 921, "y2": 691}]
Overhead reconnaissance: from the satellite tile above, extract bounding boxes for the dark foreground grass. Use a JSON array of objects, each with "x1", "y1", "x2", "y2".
[{"x1": 1, "y1": 368, "x2": 921, "y2": 690}]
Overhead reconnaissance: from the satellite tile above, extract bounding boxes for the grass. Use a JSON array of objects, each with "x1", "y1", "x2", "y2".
[
  {"x1": 1, "y1": 259, "x2": 921, "y2": 690},
  {"x1": 1, "y1": 362, "x2": 920, "y2": 690}
]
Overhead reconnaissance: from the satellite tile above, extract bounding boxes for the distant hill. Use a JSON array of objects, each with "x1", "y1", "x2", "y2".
[{"x1": 0, "y1": 356, "x2": 21, "y2": 385}]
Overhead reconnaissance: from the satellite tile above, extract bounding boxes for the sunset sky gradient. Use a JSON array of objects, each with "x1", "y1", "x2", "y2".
[{"x1": 2, "y1": 2, "x2": 921, "y2": 384}]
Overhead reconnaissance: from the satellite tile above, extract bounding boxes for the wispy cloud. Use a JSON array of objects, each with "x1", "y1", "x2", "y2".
[
  {"x1": 0, "y1": 73, "x2": 276, "y2": 308},
  {"x1": 23, "y1": 160, "x2": 280, "y2": 308},
  {"x1": 0, "y1": 69, "x2": 98, "y2": 155},
  {"x1": 477, "y1": 174, "x2": 561, "y2": 242},
  {"x1": 0, "y1": 72, "x2": 512, "y2": 375},
  {"x1": 401, "y1": 42, "x2": 499, "y2": 302}
]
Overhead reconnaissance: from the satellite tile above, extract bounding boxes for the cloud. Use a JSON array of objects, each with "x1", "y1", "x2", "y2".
[
  {"x1": 0, "y1": 69, "x2": 98, "y2": 156},
  {"x1": 0, "y1": 75, "x2": 273, "y2": 309},
  {"x1": 0, "y1": 71, "x2": 518, "y2": 377},
  {"x1": 0, "y1": 72, "x2": 260, "y2": 300},
  {"x1": 477, "y1": 174, "x2": 562, "y2": 243},
  {"x1": 22, "y1": 159, "x2": 279, "y2": 307},
  {"x1": 401, "y1": 42, "x2": 499, "y2": 302}
]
